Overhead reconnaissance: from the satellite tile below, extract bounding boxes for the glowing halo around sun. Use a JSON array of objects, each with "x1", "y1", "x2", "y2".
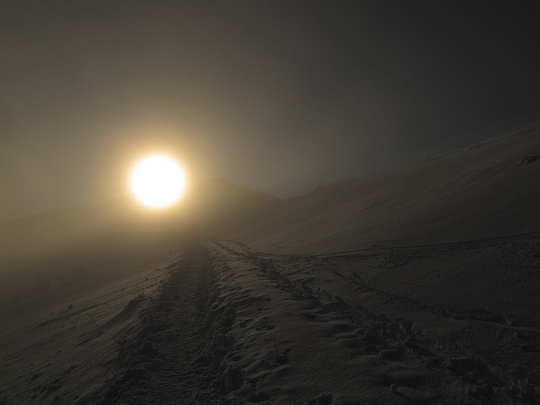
[{"x1": 132, "y1": 156, "x2": 185, "y2": 207}]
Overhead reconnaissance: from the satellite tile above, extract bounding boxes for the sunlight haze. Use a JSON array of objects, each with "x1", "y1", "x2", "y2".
[{"x1": 0, "y1": 2, "x2": 539, "y2": 403}]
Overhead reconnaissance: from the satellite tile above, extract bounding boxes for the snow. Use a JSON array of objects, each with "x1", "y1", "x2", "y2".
[{"x1": 1, "y1": 122, "x2": 539, "y2": 404}]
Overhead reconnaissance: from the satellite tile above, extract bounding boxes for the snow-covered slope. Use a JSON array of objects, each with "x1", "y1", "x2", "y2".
[{"x1": 230, "y1": 121, "x2": 540, "y2": 253}]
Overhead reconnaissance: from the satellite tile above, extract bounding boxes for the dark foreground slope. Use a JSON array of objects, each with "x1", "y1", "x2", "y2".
[
  {"x1": 79, "y1": 240, "x2": 540, "y2": 405},
  {"x1": 84, "y1": 242, "x2": 219, "y2": 405}
]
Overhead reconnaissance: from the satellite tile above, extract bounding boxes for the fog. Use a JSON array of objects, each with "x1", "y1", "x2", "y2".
[{"x1": 1, "y1": 1, "x2": 539, "y2": 219}]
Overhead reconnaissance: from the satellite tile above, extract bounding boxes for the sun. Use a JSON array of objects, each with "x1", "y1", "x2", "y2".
[{"x1": 132, "y1": 156, "x2": 185, "y2": 207}]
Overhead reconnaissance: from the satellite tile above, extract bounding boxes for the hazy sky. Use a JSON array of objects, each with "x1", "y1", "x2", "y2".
[{"x1": 1, "y1": 1, "x2": 539, "y2": 219}]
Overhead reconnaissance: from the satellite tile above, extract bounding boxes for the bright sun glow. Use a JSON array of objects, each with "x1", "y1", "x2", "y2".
[{"x1": 132, "y1": 156, "x2": 184, "y2": 207}]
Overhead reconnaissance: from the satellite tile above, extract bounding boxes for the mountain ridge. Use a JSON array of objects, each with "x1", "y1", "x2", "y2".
[{"x1": 226, "y1": 120, "x2": 540, "y2": 253}]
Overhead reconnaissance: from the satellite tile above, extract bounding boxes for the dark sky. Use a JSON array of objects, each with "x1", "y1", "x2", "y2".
[{"x1": 1, "y1": 1, "x2": 539, "y2": 219}]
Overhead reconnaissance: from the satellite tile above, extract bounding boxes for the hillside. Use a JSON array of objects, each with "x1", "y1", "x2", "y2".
[
  {"x1": 0, "y1": 179, "x2": 282, "y2": 306},
  {"x1": 228, "y1": 121, "x2": 540, "y2": 253},
  {"x1": 1, "y1": 122, "x2": 539, "y2": 405}
]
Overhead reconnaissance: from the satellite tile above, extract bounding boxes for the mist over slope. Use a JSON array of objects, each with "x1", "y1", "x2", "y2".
[
  {"x1": 0, "y1": 179, "x2": 282, "y2": 305},
  {"x1": 2, "y1": 121, "x2": 538, "y2": 303},
  {"x1": 228, "y1": 121, "x2": 540, "y2": 253}
]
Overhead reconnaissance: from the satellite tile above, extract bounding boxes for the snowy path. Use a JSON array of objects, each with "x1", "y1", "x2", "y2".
[{"x1": 36, "y1": 237, "x2": 539, "y2": 404}]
